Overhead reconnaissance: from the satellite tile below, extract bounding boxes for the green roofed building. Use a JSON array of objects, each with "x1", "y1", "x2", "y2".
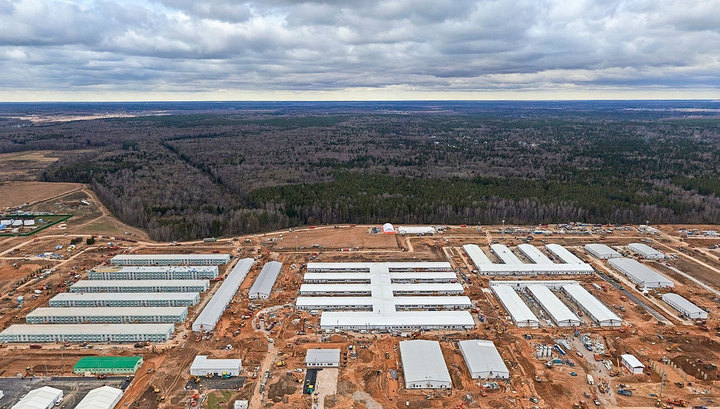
[{"x1": 73, "y1": 356, "x2": 143, "y2": 374}]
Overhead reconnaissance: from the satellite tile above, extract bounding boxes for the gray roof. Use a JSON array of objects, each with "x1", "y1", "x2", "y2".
[
  {"x1": 27, "y1": 306, "x2": 187, "y2": 318},
  {"x1": 399, "y1": 340, "x2": 451, "y2": 384},
  {"x1": 458, "y1": 340, "x2": 509, "y2": 377},
  {"x1": 608, "y1": 258, "x2": 673, "y2": 287},
  {"x1": 50, "y1": 292, "x2": 199, "y2": 301},
  {"x1": 0, "y1": 323, "x2": 174, "y2": 335},
  {"x1": 249, "y1": 261, "x2": 282, "y2": 297},
  {"x1": 192, "y1": 258, "x2": 255, "y2": 331},
  {"x1": 305, "y1": 348, "x2": 340, "y2": 364},
  {"x1": 662, "y1": 293, "x2": 707, "y2": 317},
  {"x1": 584, "y1": 243, "x2": 622, "y2": 258}
]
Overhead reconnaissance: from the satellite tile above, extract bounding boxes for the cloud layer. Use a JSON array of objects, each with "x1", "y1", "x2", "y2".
[{"x1": 1, "y1": 0, "x2": 719, "y2": 100}]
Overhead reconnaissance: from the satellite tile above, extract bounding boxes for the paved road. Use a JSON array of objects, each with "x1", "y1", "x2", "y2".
[{"x1": 595, "y1": 271, "x2": 669, "y2": 323}]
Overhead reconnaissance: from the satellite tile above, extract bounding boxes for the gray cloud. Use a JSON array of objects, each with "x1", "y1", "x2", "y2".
[{"x1": 0, "y1": 0, "x2": 719, "y2": 98}]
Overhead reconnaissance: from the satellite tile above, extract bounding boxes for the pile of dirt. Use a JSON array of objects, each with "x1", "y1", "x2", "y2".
[
  {"x1": 336, "y1": 379, "x2": 356, "y2": 394},
  {"x1": 267, "y1": 374, "x2": 298, "y2": 402}
]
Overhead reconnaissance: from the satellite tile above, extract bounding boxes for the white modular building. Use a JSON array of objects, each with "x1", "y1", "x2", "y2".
[
  {"x1": 88, "y1": 265, "x2": 219, "y2": 280},
  {"x1": 305, "y1": 348, "x2": 341, "y2": 367},
  {"x1": 621, "y1": 354, "x2": 645, "y2": 374},
  {"x1": 545, "y1": 244, "x2": 586, "y2": 264},
  {"x1": 248, "y1": 261, "x2": 282, "y2": 299},
  {"x1": 400, "y1": 340, "x2": 452, "y2": 389},
  {"x1": 628, "y1": 243, "x2": 666, "y2": 260},
  {"x1": 190, "y1": 355, "x2": 242, "y2": 377},
  {"x1": 25, "y1": 306, "x2": 188, "y2": 324},
  {"x1": 301, "y1": 262, "x2": 474, "y2": 331},
  {"x1": 490, "y1": 244, "x2": 524, "y2": 264},
  {"x1": 0, "y1": 323, "x2": 174, "y2": 343},
  {"x1": 74, "y1": 386, "x2": 123, "y2": 409},
  {"x1": 489, "y1": 280, "x2": 577, "y2": 290},
  {"x1": 608, "y1": 258, "x2": 674, "y2": 289},
  {"x1": 464, "y1": 244, "x2": 593, "y2": 275},
  {"x1": 562, "y1": 284, "x2": 622, "y2": 327},
  {"x1": 319, "y1": 311, "x2": 474, "y2": 331},
  {"x1": 110, "y1": 253, "x2": 230, "y2": 266},
  {"x1": 584, "y1": 244, "x2": 622, "y2": 259},
  {"x1": 49, "y1": 292, "x2": 200, "y2": 307},
  {"x1": 491, "y1": 284, "x2": 539, "y2": 328},
  {"x1": 662, "y1": 293, "x2": 708, "y2": 320},
  {"x1": 11, "y1": 386, "x2": 63, "y2": 409},
  {"x1": 397, "y1": 226, "x2": 436, "y2": 235},
  {"x1": 458, "y1": 340, "x2": 510, "y2": 379},
  {"x1": 526, "y1": 285, "x2": 581, "y2": 326},
  {"x1": 192, "y1": 258, "x2": 255, "y2": 332},
  {"x1": 307, "y1": 262, "x2": 453, "y2": 273},
  {"x1": 70, "y1": 279, "x2": 209, "y2": 293},
  {"x1": 517, "y1": 244, "x2": 554, "y2": 264}
]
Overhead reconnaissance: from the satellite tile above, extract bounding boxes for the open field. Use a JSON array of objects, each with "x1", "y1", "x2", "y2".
[
  {"x1": 0, "y1": 208, "x2": 719, "y2": 408},
  {"x1": 0, "y1": 181, "x2": 82, "y2": 208},
  {"x1": 0, "y1": 151, "x2": 92, "y2": 182}
]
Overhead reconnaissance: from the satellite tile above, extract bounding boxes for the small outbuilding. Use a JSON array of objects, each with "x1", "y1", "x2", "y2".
[
  {"x1": 190, "y1": 355, "x2": 242, "y2": 377},
  {"x1": 621, "y1": 354, "x2": 645, "y2": 375},
  {"x1": 305, "y1": 348, "x2": 341, "y2": 367}
]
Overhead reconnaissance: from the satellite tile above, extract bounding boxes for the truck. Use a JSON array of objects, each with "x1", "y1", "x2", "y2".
[
  {"x1": 617, "y1": 389, "x2": 633, "y2": 397},
  {"x1": 586, "y1": 374, "x2": 594, "y2": 385}
]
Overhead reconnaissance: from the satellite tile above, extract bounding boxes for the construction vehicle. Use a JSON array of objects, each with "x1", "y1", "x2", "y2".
[
  {"x1": 667, "y1": 399, "x2": 688, "y2": 407},
  {"x1": 666, "y1": 344, "x2": 680, "y2": 352},
  {"x1": 153, "y1": 386, "x2": 160, "y2": 393},
  {"x1": 276, "y1": 360, "x2": 286, "y2": 367}
]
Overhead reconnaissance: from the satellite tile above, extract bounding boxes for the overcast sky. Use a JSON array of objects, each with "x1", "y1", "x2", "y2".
[{"x1": 1, "y1": 0, "x2": 719, "y2": 101}]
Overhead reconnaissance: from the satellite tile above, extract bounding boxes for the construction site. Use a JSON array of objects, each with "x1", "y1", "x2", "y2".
[{"x1": 0, "y1": 182, "x2": 720, "y2": 408}]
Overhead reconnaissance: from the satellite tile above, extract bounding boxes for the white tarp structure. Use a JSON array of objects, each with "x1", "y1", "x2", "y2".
[
  {"x1": 662, "y1": 293, "x2": 708, "y2": 320},
  {"x1": 382, "y1": 223, "x2": 395, "y2": 234},
  {"x1": 608, "y1": 258, "x2": 674, "y2": 289},
  {"x1": 74, "y1": 386, "x2": 123, "y2": 409},
  {"x1": 298, "y1": 262, "x2": 474, "y2": 331},
  {"x1": 465, "y1": 244, "x2": 593, "y2": 275},
  {"x1": 305, "y1": 349, "x2": 341, "y2": 367},
  {"x1": 458, "y1": 340, "x2": 509, "y2": 379},
  {"x1": 398, "y1": 226, "x2": 435, "y2": 235},
  {"x1": 628, "y1": 243, "x2": 666, "y2": 260},
  {"x1": 192, "y1": 258, "x2": 255, "y2": 332},
  {"x1": 526, "y1": 285, "x2": 581, "y2": 326},
  {"x1": 11, "y1": 386, "x2": 63, "y2": 409},
  {"x1": 249, "y1": 261, "x2": 282, "y2": 299},
  {"x1": 491, "y1": 284, "x2": 539, "y2": 328},
  {"x1": 562, "y1": 284, "x2": 622, "y2": 327},
  {"x1": 584, "y1": 244, "x2": 622, "y2": 259},
  {"x1": 621, "y1": 354, "x2": 645, "y2": 374},
  {"x1": 400, "y1": 340, "x2": 452, "y2": 389},
  {"x1": 190, "y1": 355, "x2": 242, "y2": 376}
]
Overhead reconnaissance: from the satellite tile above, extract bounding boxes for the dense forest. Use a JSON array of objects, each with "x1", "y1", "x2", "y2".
[{"x1": 1, "y1": 101, "x2": 719, "y2": 241}]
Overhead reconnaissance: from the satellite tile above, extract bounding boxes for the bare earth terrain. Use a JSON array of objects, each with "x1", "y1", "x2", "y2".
[{"x1": 1, "y1": 182, "x2": 720, "y2": 409}]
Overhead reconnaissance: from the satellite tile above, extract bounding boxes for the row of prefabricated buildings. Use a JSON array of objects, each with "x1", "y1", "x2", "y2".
[{"x1": 0, "y1": 254, "x2": 284, "y2": 343}]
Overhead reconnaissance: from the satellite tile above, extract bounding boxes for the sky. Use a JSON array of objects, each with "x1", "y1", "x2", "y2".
[{"x1": 1, "y1": 0, "x2": 719, "y2": 101}]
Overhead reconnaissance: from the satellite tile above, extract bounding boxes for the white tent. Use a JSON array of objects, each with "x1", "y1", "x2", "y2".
[{"x1": 382, "y1": 223, "x2": 395, "y2": 234}]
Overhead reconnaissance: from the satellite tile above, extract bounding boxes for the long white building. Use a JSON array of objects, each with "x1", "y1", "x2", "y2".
[
  {"x1": 628, "y1": 243, "x2": 666, "y2": 260},
  {"x1": 190, "y1": 355, "x2": 242, "y2": 376},
  {"x1": 464, "y1": 244, "x2": 593, "y2": 275},
  {"x1": 110, "y1": 253, "x2": 230, "y2": 266},
  {"x1": 49, "y1": 292, "x2": 200, "y2": 307},
  {"x1": 398, "y1": 226, "x2": 436, "y2": 235},
  {"x1": 75, "y1": 386, "x2": 123, "y2": 409},
  {"x1": 249, "y1": 261, "x2": 282, "y2": 299},
  {"x1": 662, "y1": 293, "x2": 708, "y2": 320},
  {"x1": 192, "y1": 258, "x2": 255, "y2": 332},
  {"x1": 584, "y1": 244, "x2": 622, "y2": 259},
  {"x1": 70, "y1": 279, "x2": 209, "y2": 293},
  {"x1": 400, "y1": 340, "x2": 452, "y2": 389},
  {"x1": 458, "y1": 340, "x2": 509, "y2": 379},
  {"x1": 608, "y1": 258, "x2": 674, "y2": 289},
  {"x1": 299, "y1": 262, "x2": 474, "y2": 331},
  {"x1": 491, "y1": 284, "x2": 539, "y2": 328},
  {"x1": 562, "y1": 284, "x2": 622, "y2": 327},
  {"x1": 0, "y1": 323, "x2": 174, "y2": 343},
  {"x1": 11, "y1": 386, "x2": 63, "y2": 409},
  {"x1": 88, "y1": 266, "x2": 219, "y2": 280},
  {"x1": 526, "y1": 285, "x2": 581, "y2": 327},
  {"x1": 26, "y1": 306, "x2": 188, "y2": 324}
]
